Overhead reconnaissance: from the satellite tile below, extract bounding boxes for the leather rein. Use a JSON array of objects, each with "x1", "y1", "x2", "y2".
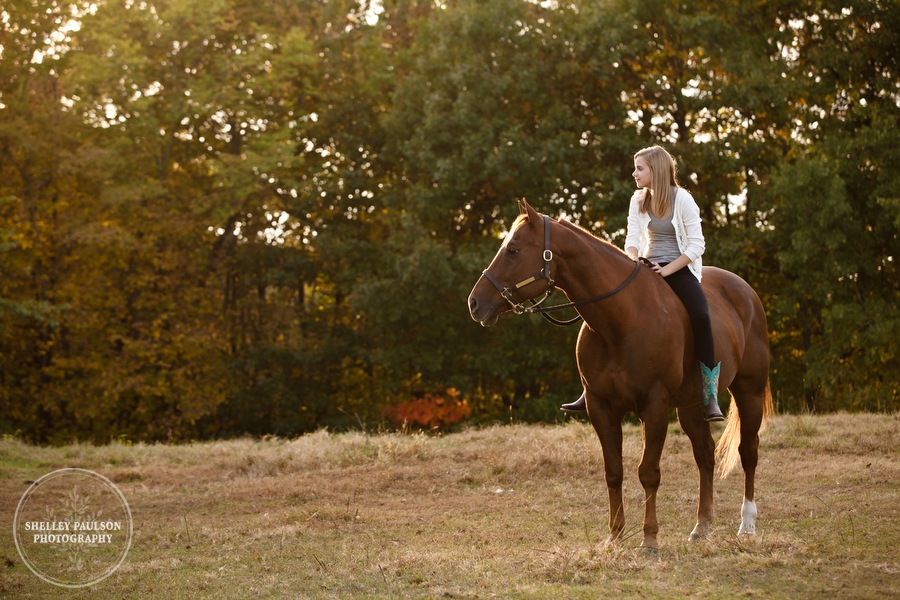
[{"x1": 481, "y1": 214, "x2": 643, "y2": 327}]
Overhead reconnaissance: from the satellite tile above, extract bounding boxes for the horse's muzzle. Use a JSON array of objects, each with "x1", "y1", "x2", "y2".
[{"x1": 467, "y1": 289, "x2": 501, "y2": 327}]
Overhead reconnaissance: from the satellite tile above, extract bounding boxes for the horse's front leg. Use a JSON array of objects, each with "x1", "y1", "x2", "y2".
[
  {"x1": 586, "y1": 397, "x2": 625, "y2": 543},
  {"x1": 677, "y1": 405, "x2": 716, "y2": 541},
  {"x1": 637, "y1": 395, "x2": 670, "y2": 550}
]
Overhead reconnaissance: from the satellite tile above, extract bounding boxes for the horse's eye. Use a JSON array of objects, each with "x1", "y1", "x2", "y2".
[{"x1": 506, "y1": 247, "x2": 519, "y2": 256}]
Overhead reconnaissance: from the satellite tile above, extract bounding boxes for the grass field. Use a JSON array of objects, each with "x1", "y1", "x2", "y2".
[{"x1": 1, "y1": 413, "x2": 898, "y2": 599}]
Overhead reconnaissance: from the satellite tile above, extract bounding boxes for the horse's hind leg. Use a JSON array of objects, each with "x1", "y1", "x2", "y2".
[
  {"x1": 738, "y1": 407, "x2": 762, "y2": 535},
  {"x1": 730, "y1": 379, "x2": 768, "y2": 535},
  {"x1": 676, "y1": 405, "x2": 715, "y2": 541}
]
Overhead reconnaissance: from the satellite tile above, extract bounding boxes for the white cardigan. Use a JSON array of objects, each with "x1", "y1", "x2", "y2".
[{"x1": 624, "y1": 187, "x2": 706, "y2": 281}]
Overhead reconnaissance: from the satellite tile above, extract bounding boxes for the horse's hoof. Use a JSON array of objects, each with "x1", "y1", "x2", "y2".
[
  {"x1": 639, "y1": 544, "x2": 660, "y2": 555},
  {"x1": 689, "y1": 521, "x2": 711, "y2": 542}
]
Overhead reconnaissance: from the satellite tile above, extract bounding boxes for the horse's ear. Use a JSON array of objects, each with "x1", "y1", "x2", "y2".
[{"x1": 520, "y1": 199, "x2": 540, "y2": 224}]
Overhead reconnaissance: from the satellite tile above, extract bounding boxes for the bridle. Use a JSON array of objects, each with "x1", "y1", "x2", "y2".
[
  {"x1": 481, "y1": 215, "x2": 557, "y2": 315},
  {"x1": 480, "y1": 214, "x2": 644, "y2": 326}
]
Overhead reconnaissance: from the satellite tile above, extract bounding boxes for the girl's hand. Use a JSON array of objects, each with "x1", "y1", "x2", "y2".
[{"x1": 654, "y1": 255, "x2": 691, "y2": 277}]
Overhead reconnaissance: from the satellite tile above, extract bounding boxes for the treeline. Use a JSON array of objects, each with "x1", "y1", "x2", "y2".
[{"x1": 1, "y1": 0, "x2": 897, "y2": 443}]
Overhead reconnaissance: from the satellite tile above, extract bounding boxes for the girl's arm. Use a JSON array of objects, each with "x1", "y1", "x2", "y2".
[
  {"x1": 678, "y1": 190, "x2": 706, "y2": 262},
  {"x1": 656, "y1": 254, "x2": 692, "y2": 277},
  {"x1": 624, "y1": 190, "x2": 644, "y2": 260}
]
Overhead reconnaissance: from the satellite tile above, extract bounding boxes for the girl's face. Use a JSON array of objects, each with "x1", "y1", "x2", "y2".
[{"x1": 632, "y1": 157, "x2": 652, "y2": 189}]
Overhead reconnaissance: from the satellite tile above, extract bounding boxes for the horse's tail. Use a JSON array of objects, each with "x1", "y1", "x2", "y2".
[{"x1": 716, "y1": 380, "x2": 774, "y2": 479}]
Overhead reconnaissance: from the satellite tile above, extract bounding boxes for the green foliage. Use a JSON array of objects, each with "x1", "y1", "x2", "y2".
[{"x1": 0, "y1": 0, "x2": 896, "y2": 442}]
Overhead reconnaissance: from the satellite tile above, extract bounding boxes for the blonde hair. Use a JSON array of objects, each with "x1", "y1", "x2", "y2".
[{"x1": 635, "y1": 145, "x2": 679, "y2": 217}]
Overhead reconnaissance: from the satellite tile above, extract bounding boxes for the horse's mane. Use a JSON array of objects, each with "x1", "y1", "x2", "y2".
[
  {"x1": 554, "y1": 217, "x2": 631, "y2": 260},
  {"x1": 514, "y1": 210, "x2": 631, "y2": 262},
  {"x1": 510, "y1": 214, "x2": 528, "y2": 230}
]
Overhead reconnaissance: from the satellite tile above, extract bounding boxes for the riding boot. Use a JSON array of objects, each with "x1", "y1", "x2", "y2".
[
  {"x1": 700, "y1": 362, "x2": 725, "y2": 422},
  {"x1": 560, "y1": 392, "x2": 587, "y2": 413}
]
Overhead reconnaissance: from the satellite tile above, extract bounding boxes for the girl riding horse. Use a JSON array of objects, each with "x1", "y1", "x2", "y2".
[{"x1": 561, "y1": 145, "x2": 725, "y2": 422}]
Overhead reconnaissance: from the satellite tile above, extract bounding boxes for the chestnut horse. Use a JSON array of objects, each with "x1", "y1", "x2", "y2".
[{"x1": 468, "y1": 200, "x2": 773, "y2": 549}]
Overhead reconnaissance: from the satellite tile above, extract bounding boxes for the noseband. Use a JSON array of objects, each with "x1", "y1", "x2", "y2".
[{"x1": 481, "y1": 213, "x2": 643, "y2": 326}]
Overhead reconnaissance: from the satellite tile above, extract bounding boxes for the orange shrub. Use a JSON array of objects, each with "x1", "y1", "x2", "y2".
[{"x1": 383, "y1": 388, "x2": 471, "y2": 430}]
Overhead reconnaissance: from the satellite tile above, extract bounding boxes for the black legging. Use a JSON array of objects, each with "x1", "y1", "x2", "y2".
[{"x1": 660, "y1": 264, "x2": 715, "y2": 367}]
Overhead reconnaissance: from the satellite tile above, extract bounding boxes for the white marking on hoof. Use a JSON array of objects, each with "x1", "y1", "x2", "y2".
[{"x1": 738, "y1": 497, "x2": 758, "y2": 536}]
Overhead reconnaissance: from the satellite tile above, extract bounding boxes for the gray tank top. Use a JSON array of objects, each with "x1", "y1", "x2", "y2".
[{"x1": 647, "y1": 192, "x2": 681, "y2": 263}]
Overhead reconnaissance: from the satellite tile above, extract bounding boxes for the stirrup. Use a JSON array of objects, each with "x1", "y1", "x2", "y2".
[{"x1": 560, "y1": 393, "x2": 586, "y2": 413}]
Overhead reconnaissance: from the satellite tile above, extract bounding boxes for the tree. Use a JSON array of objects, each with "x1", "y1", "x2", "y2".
[
  {"x1": 2, "y1": 0, "x2": 896, "y2": 442},
  {"x1": 0, "y1": 0, "x2": 106, "y2": 440},
  {"x1": 767, "y1": 1, "x2": 900, "y2": 410}
]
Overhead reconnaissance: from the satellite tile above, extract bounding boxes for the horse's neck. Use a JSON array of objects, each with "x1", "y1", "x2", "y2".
[
  {"x1": 553, "y1": 221, "x2": 633, "y2": 288},
  {"x1": 551, "y1": 221, "x2": 645, "y2": 329}
]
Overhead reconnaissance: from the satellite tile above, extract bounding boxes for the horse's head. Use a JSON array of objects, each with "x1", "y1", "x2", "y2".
[{"x1": 468, "y1": 200, "x2": 555, "y2": 327}]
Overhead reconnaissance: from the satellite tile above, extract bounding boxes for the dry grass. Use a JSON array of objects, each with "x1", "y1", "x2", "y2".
[{"x1": 1, "y1": 413, "x2": 898, "y2": 598}]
